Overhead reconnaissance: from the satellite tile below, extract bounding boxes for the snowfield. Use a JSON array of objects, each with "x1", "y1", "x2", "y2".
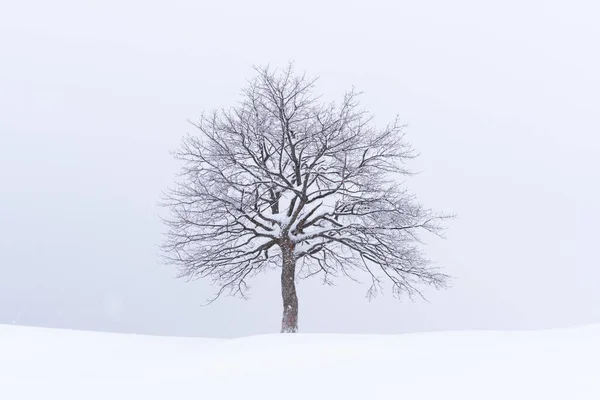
[{"x1": 1, "y1": 324, "x2": 599, "y2": 399}]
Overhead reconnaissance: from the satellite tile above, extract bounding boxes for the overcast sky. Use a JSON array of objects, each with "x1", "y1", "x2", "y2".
[{"x1": 1, "y1": 0, "x2": 599, "y2": 338}]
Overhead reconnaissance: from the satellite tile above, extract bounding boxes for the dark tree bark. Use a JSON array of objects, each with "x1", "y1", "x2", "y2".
[{"x1": 280, "y1": 238, "x2": 298, "y2": 333}]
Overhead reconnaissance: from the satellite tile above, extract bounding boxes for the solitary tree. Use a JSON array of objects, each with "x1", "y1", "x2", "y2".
[{"x1": 163, "y1": 65, "x2": 450, "y2": 333}]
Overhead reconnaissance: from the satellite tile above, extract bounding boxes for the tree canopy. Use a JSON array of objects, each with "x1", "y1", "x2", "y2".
[{"x1": 163, "y1": 65, "x2": 450, "y2": 332}]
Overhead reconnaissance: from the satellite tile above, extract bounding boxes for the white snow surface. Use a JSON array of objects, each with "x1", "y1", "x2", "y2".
[{"x1": 1, "y1": 323, "x2": 599, "y2": 399}]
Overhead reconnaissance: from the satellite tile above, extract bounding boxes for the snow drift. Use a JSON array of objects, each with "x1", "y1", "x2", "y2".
[{"x1": 1, "y1": 323, "x2": 599, "y2": 399}]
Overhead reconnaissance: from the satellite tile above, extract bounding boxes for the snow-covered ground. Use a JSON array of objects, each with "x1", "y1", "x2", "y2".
[{"x1": 1, "y1": 324, "x2": 599, "y2": 399}]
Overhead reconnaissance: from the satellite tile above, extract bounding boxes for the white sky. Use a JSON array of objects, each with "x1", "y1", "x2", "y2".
[{"x1": 1, "y1": 0, "x2": 599, "y2": 337}]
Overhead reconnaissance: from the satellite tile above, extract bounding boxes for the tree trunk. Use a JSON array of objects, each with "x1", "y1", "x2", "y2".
[{"x1": 280, "y1": 239, "x2": 298, "y2": 333}]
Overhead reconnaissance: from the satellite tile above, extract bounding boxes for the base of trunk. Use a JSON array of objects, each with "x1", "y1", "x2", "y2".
[{"x1": 281, "y1": 305, "x2": 298, "y2": 333}]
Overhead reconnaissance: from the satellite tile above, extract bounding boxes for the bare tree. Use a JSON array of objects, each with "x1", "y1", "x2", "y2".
[{"x1": 162, "y1": 65, "x2": 450, "y2": 333}]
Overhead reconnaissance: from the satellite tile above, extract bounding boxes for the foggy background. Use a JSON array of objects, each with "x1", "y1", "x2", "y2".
[{"x1": 1, "y1": 0, "x2": 599, "y2": 338}]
